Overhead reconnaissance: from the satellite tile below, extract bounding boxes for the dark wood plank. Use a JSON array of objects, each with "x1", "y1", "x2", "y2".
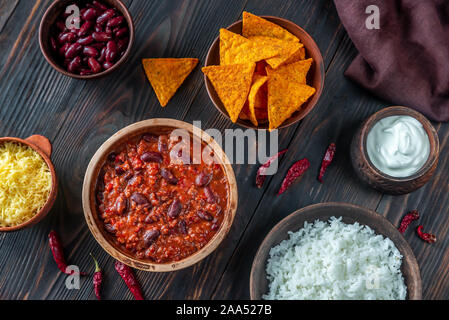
[{"x1": 0, "y1": 0, "x2": 19, "y2": 34}]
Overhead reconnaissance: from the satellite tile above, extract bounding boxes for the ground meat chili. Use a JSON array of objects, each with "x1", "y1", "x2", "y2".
[{"x1": 96, "y1": 131, "x2": 229, "y2": 263}]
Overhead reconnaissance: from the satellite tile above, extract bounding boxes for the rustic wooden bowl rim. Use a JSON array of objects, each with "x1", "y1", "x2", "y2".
[
  {"x1": 250, "y1": 202, "x2": 422, "y2": 300},
  {"x1": 204, "y1": 15, "x2": 325, "y2": 130},
  {"x1": 0, "y1": 135, "x2": 58, "y2": 232},
  {"x1": 359, "y1": 106, "x2": 439, "y2": 182},
  {"x1": 82, "y1": 118, "x2": 238, "y2": 272},
  {"x1": 39, "y1": 0, "x2": 135, "y2": 80}
]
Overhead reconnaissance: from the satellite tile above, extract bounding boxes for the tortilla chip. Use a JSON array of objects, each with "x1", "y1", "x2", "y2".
[
  {"x1": 282, "y1": 46, "x2": 306, "y2": 65},
  {"x1": 202, "y1": 63, "x2": 256, "y2": 123},
  {"x1": 265, "y1": 43, "x2": 304, "y2": 69},
  {"x1": 242, "y1": 12, "x2": 300, "y2": 43},
  {"x1": 266, "y1": 58, "x2": 313, "y2": 84},
  {"x1": 220, "y1": 29, "x2": 289, "y2": 65},
  {"x1": 266, "y1": 66, "x2": 316, "y2": 130},
  {"x1": 142, "y1": 58, "x2": 198, "y2": 107},
  {"x1": 247, "y1": 75, "x2": 268, "y2": 126}
]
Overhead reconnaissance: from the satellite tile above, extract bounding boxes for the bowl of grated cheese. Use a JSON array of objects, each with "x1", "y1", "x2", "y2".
[{"x1": 0, "y1": 135, "x2": 57, "y2": 232}]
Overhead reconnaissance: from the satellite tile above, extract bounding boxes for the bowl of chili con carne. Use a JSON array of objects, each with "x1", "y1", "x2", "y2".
[{"x1": 82, "y1": 119, "x2": 238, "y2": 272}]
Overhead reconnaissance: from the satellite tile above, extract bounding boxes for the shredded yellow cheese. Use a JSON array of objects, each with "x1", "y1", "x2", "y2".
[{"x1": 0, "y1": 142, "x2": 52, "y2": 227}]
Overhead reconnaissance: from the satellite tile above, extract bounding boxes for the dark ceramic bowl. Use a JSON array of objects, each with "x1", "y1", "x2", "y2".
[
  {"x1": 204, "y1": 16, "x2": 325, "y2": 130},
  {"x1": 250, "y1": 203, "x2": 422, "y2": 300},
  {"x1": 351, "y1": 106, "x2": 439, "y2": 195},
  {"x1": 39, "y1": 0, "x2": 134, "y2": 79}
]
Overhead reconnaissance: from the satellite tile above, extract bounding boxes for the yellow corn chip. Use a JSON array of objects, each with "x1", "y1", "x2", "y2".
[
  {"x1": 202, "y1": 63, "x2": 256, "y2": 123},
  {"x1": 265, "y1": 43, "x2": 305, "y2": 69},
  {"x1": 142, "y1": 58, "x2": 198, "y2": 107},
  {"x1": 242, "y1": 11, "x2": 299, "y2": 42},
  {"x1": 247, "y1": 74, "x2": 268, "y2": 126},
  {"x1": 266, "y1": 58, "x2": 313, "y2": 84},
  {"x1": 220, "y1": 29, "x2": 287, "y2": 65},
  {"x1": 266, "y1": 66, "x2": 316, "y2": 130}
]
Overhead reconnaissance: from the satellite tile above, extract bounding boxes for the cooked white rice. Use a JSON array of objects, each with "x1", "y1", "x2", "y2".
[{"x1": 263, "y1": 217, "x2": 407, "y2": 300}]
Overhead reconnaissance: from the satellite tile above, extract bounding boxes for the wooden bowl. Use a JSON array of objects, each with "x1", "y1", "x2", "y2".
[
  {"x1": 204, "y1": 16, "x2": 325, "y2": 130},
  {"x1": 39, "y1": 0, "x2": 135, "y2": 79},
  {"x1": 250, "y1": 202, "x2": 422, "y2": 300},
  {"x1": 351, "y1": 106, "x2": 439, "y2": 195},
  {"x1": 82, "y1": 119, "x2": 238, "y2": 272},
  {"x1": 0, "y1": 135, "x2": 58, "y2": 232}
]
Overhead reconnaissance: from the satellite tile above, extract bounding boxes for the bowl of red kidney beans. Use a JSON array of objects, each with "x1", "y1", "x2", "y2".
[{"x1": 39, "y1": 0, "x2": 134, "y2": 79}]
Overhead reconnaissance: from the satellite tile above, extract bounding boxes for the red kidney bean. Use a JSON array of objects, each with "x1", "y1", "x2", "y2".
[
  {"x1": 142, "y1": 134, "x2": 158, "y2": 142},
  {"x1": 211, "y1": 223, "x2": 220, "y2": 231},
  {"x1": 167, "y1": 200, "x2": 182, "y2": 219},
  {"x1": 115, "y1": 27, "x2": 128, "y2": 38},
  {"x1": 96, "y1": 9, "x2": 115, "y2": 25},
  {"x1": 140, "y1": 151, "x2": 163, "y2": 163},
  {"x1": 59, "y1": 42, "x2": 70, "y2": 56},
  {"x1": 65, "y1": 42, "x2": 82, "y2": 59},
  {"x1": 178, "y1": 220, "x2": 188, "y2": 234},
  {"x1": 197, "y1": 210, "x2": 213, "y2": 221},
  {"x1": 115, "y1": 195, "x2": 127, "y2": 215},
  {"x1": 58, "y1": 32, "x2": 77, "y2": 44},
  {"x1": 93, "y1": 1, "x2": 108, "y2": 11},
  {"x1": 105, "y1": 40, "x2": 118, "y2": 62},
  {"x1": 130, "y1": 193, "x2": 149, "y2": 205},
  {"x1": 143, "y1": 229, "x2": 160, "y2": 246},
  {"x1": 115, "y1": 166, "x2": 125, "y2": 175},
  {"x1": 104, "y1": 224, "x2": 116, "y2": 234},
  {"x1": 82, "y1": 8, "x2": 98, "y2": 20},
  {"x1": 195, "y1": 171, "x2": 212, "y2": 187},
  {"x1": 77, "y1": 35, "x2": 94, "y2": 45},
  {"x1": 80, "y1": 69, "x2": 93, "y2": 76},
  {"x1": 77, "y1": 20, "x2": 94, "y2": 37},
  {"x1": 107, "y1": 153, "x2": 116, "y2": 162},
  {"x1": 90, "y1": 42, "x2": 104, "y2": 50},
  {"x1": 88, "y1": 57, "x2": 102, "y2": 73},
  {"x1": 94, "y1": 24, "x2": 103, "y2": 32},
  {"x1": 83, "y1": 46, "x2": 99, "y2": 57},
  {"x1": 50, "y1": 37, "x2": 58, "y2": 51},
  {"x1": 98, "y1": 47, "x2": 106, "y2": 63},
  {"x1": 103, "y1": 61, "x2": 114, "y2": 70},
  {"x1": 68, "y1": 56, "x2": 82, "y2": 73},
  {"x1": 161, "y1": 168, "x2": 178, "y2": 185},
  {"x1": 92, "y1": 32, "x2": 111, "y2": 42},
  {"x1": 204, "y1": 186, "x2": 216, "y2": 204},
  {"x1": 107, "y1": 16, "x2": 124, "y2": 28},
  {"x1": 117, "y1": 37, "x2": 128, "y2": 52},
  {"x1": 105, "y1": 26, "x2": 113, "y2": 35}
]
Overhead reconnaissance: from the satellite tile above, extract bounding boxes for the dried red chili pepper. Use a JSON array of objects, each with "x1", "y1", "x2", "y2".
[
  {"x1": 114, "y1": 261, "x2": 144, "y2": 300},
  {"x1": 48, "y1": 230, "x2": 85, "y2": 275},
  {"x1": 416, "y1": 225, "x2": 437, "y2": 243},
  {"x1": 398, "y1": 210, "x2": 420, "y2": 233},
  {"x1": 90, "y1": 253, "x2": 102, "y2": 300},
  {"x1": 278, "y1": 158, "x2": 310, "y2": 195},
  {"x1": 318, "y1": 143, "x2": 336, "y2": 183},
  {"x1": 256, "y1": 149, "x2": 288, "y2": 188}
]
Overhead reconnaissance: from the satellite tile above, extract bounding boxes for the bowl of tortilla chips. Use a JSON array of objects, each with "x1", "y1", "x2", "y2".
[{"x1": 203, "y1": 12, "x2": 324, "y2": 130}]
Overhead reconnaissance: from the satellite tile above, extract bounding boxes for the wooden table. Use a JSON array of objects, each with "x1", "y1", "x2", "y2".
[{"x1": 0, "y1": 0, "x2": 447, "y2": 300}]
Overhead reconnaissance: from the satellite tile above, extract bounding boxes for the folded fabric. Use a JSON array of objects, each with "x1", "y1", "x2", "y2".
[{"x1": 334, "y1": 0, "x2": 449, "y2": 122}]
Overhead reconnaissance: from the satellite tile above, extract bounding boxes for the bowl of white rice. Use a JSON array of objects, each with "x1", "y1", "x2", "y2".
[{"x1": 250, "y1": 202, "x2": 421, "y2": 300}]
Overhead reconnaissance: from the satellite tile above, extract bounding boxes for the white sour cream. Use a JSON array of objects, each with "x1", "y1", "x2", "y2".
[{"x1": 366, "y1": 115, "x2": 430, "y2": 178}]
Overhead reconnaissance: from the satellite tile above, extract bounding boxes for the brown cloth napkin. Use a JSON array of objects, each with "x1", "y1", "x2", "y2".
[{"x1": 334, "y1": 0, "x2": 449, "y2": 122}]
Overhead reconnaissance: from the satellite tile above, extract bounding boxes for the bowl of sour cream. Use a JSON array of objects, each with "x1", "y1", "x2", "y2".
[{"x1": 351, "y1": 106, "x2": 439, "y2": 195}]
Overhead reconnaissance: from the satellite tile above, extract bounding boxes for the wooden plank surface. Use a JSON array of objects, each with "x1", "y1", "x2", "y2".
[{"x1": 0, "y1": 0, "x2": 447, "y2": 300}]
